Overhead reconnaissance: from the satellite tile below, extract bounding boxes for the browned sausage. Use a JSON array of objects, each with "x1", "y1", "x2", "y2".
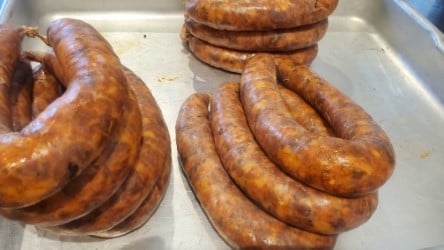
[
  {"x1": 176, "y1": 93, "x2": 336, "y2": 249},
  {"x1": 0, "y1": 18, "x2": 129, "y2": 208},
  {"x1": 240, "y1": 54, "x2": 395, "y2": 197},
  {"x1": 92, "y1": 149, "x2": 171, "y2": 238},
  {"x1": 278, "y1": 84, "x2": 335, "y2": 136},
  {"x1": 0, "y1": 24, "x2": 27, "y2": 133},
  {"x1": 183, "y1": 29, "x2": 318, "y2": 74},
  {"x1": 9, "y1": 58, "x2": 33, "y2": 131},
  {"x1": 185, "y1": 17, "x2": 328, "y2": 52},
  {"x1": 31, "y1": 64, "x2": 63, "y2": 118},
  {"x1": 44, "y1": 66, "x2": 171, "y2": 235},
  {"x1": 211, "y1": 82, "x2": 377, "y2": 235},
  {"x1": 185, "y1": 0, "x2": 338, "y2": 31},
  {"x1": 0, "y1": 86, "x2": 142, "y2": 226}
]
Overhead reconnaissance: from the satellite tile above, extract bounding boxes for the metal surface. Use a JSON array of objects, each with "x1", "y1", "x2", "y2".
[{"x1": 0, "y1": 0, "x2": 443, "y2": 249}]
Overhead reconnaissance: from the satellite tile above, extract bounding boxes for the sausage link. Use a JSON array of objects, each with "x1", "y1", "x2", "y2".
[
  {"x1": 0, "y1": 19, "x2": 128, "y2": 208},
  {"x1": 185, "y1": 17, "x2": 328, "y2": 52},
  {"x1": 9, "y1": 58, "x2": 33, "y2": 131},
  {"x1": 92, "y1": 151, "x2": 171, "y2": 238},
  {"x1": 0, "y1": 24, "x2": 27, "y2": 133},
  {"x1": 0, "y1": 87, "x2": 142, "y2": 226},
  {"x1": 186, "y1": 0, "x2": 338, "y2": 31},
  {"x1": 187, "y1": 35, "x2": 318, "y2": 74},
  {"x1": 31, "y1": 64, "x2": 63, "y2": 118},
  {"x1": 240, "y1": 54, "x2": 395, "y2": 197},
  {"x1": 211, "y1": 82, "x2": 377, "y2": 234},
  {"x1": 45, "y1": 66, "x2": 171, "y2": 235},
  {"x1": 176, "y1": 93, "x2": 336, "y2": 249},
  {"x1": 278, "y1": 84, "x2": 335, "y2": 136},
  {"x1": 183, "y1": 28, "x2": 318, "y2": 74}
]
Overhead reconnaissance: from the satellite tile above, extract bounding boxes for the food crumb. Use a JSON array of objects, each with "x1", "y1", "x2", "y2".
[
  {"x1": 156, "y1": 74, "x2": 178, "y2": 83},
  {"x1": 420, "y1": 150, "x2": 431, "y2": 159}
]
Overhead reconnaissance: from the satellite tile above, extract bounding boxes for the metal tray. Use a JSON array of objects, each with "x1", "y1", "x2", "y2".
[{"x1": 1, "y1": 0, "x2": 443, "y2": 249}]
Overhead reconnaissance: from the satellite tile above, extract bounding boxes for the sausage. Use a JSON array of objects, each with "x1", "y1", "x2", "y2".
[
  {"x1": 240, "y1": 54, "x2": 395, "y2": 197},
  {"x1": 185, "y1": 0, "x2": 338, "y2": 31},
  {"x1": 9, "y1": 58, "x2": 33, "y2": 131},
  {"x1": 0, "y1": 24, "x2": 27, "y2": 133},
  {"x1": 0, "y1": 86, "x2": 142, "y2": 226},
  {"x1": 44, "y1": 66, "x2": 171, "y2": 235},
  {"x1": 0, "y1": 18, "x2": 128, "y2": 208},
  {"x1": 91, "y1": 150, "x2": 171, "y2": 238},
  {"x1": 182, "y1": 28, "x2": 318, "y2": 74},
  {"x1": 176, "y1": 93, "x2": 336, "y2": 249},
  {"x1": 211, "y1": 82, "x2": 377, "y2": 235},
  {"x1": 185, "y1": 17, "x2": 328, "y2": 52},
  {"x1": 278, "y1": 84, "x2": 335, "y2": 136},
  {"x1": 31, "y1": 64, "x2": 63, "y2": 118}
]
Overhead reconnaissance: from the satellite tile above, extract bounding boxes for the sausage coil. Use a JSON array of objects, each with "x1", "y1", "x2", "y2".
[
  {"x1": 184, "y1": 17, "x2": 328, "y2": 52},
  {"x1": 240, "y1": 54, "x2": 395, "y2": 197},
  {"x1": 0, "y1": 19, "x2": 128, "y2": 208},
  {"x1": 185, "y1": 0, "x2": 338, "y2": 31},
  {"x1": 176, "y1": 93, "x2": 336, "y2": 249},
  {"x1": 211, "y1": 82, "x2": 378, "y2": 234},
  {"x1": 182, "y1": 28, "x2": 318, "y2": 74},
  {"x1": 45, "y1": 67, "x2": 171, "y2": 235}
]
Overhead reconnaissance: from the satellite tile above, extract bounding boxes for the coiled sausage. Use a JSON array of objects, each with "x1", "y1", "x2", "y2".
[
  {"x1": 176, "y1": 93, "x2": 336, "y2": 249},
  {"x1": 240, "y1": 54, "x2": 395, "y2": 197},
  {"x1": 211, "y1": 82, "x2": 377, "y2": 234},
  {"x1": 185, "y1": 0, "x2": 338, "y2": 31}
]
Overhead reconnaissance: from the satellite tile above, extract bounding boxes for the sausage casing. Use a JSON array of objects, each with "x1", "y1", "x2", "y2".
[
  {"x1": 240, "y1": 54, "x2": 395, "y2": 197},
  {"x1": 183, "y1": 29, "x2": 318, "y2": 74},
  {"x1": 185, "y1": 17, "x2": 328, "y2": 52},
  {"x1": 45, "y1": 66, "x2": 171, "y2": 235},
  {"x1": 176, "y1": 93, "x2": 336, "y2": 249},
  {"x1": 186, "y1": 0, "x2": 338, "y2": 31},
  {"x1": 211, "y1": 82, "x2": 378, "y2": 234}
]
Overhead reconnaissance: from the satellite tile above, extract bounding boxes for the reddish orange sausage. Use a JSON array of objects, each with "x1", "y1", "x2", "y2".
[
  {"x1": 31, "y1": 64, "x2": 63, "y2": 118},
  {"x1": 45, "y1": 66, "x2": 171, "y2": 235},
  {"x1": 183, "y1": 29, "x2": 318, "y2": 74},
  {"x1": 0, "y1": 19, "x2": 129, "y2": 208},
  {"x1": 211, "y1": 82, "x2": 377, "y2": 234},
  {"x1": 185, "y1": 17, "x2": 328, "y2": 52},
  {"x1": 186, "y1": 0, "x2": 338, "y2": 31},
  {"x1": 0, "y1": 24, "x2": 27, "y2": 133},
  {"x1": 278, "y1": 84, "x2": 335, "y2": 136},
  {"x1": 0, "y1": 86, "x2": 142, "y2": 226},
  {"x1": 176, "y1": 93, "x2": 336, "y2": 249},
  {"x1": 240, "y1": 54, "x2": 395, "y2": 197},
  {"x1": 9, "y1": 58, "x2": 33, "y2": 131},
  {"x1": 92, "y1": 152, "x2": 171, "y2": 238}
]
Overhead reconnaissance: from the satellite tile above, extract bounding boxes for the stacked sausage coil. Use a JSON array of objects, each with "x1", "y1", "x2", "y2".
[
  {"x1": 181, "y1": 0, "x2": 339, "y2": 73},
  {"x1": 176, "y1": 54, "x2": 395, "y2": 249},
  {"x1": 0, "y1": 18, "x2": 171, "y2": 238}
]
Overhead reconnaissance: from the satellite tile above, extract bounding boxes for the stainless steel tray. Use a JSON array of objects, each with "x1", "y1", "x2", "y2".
[{"x1": 1, "y1": 0, "x2": 443, "y2": 249}]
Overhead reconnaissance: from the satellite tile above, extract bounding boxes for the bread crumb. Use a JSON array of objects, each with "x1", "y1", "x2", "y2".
[{"x1": 156, "y1": 74, "x2": 178, "y2": 83}]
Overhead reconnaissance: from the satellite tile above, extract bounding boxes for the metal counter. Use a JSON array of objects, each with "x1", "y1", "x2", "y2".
[{"x1": 0, "y1": 0, "x2": 443, "y2": 249}]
